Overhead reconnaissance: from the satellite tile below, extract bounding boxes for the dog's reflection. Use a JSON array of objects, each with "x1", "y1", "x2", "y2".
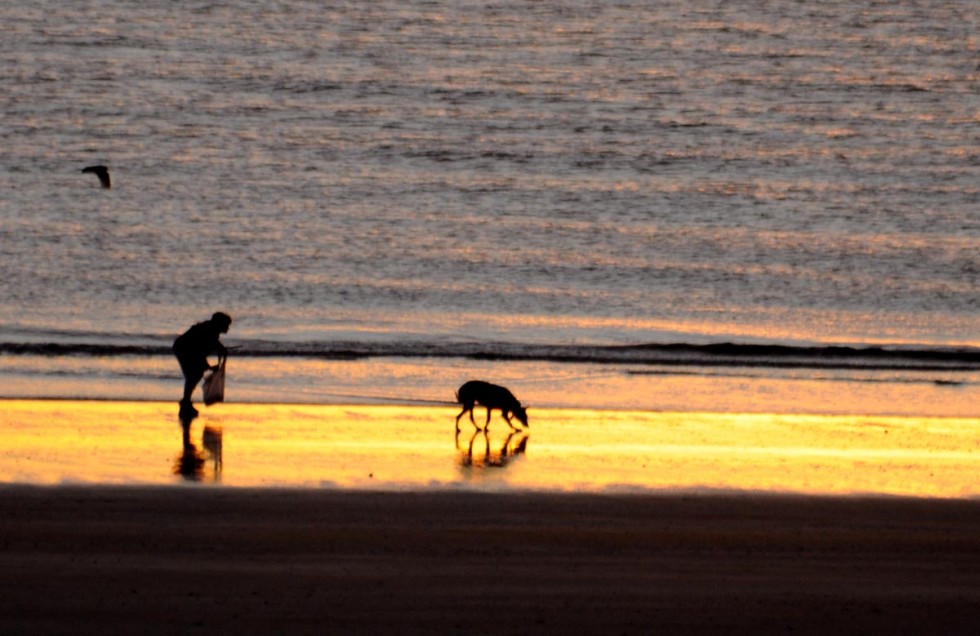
[
  {"x1": 175, "y1": 414, "x2": 223, "y2": 482},
  {"x1": 456, "y1": 428, "x2": 529, "y2": 470}
]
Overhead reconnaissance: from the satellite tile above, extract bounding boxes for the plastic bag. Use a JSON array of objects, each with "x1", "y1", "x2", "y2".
[{"x1": 202, "y1": 359, "x2": 225, "y2": 406}]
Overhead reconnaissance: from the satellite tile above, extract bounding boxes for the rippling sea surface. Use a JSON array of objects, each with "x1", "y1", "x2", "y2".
[{"x1": 1, "y1": 0, "x2": 978, "y2": 410}]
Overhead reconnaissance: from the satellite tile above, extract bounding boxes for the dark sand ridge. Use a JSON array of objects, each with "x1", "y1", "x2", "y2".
[{"x1": 1, "y1": 486, "x2": 979, "y2": 634}]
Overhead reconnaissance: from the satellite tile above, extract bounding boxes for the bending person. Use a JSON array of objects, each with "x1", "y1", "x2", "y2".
[{"x1": 173, "y1": 312, "x2": 232, "y2": 418}]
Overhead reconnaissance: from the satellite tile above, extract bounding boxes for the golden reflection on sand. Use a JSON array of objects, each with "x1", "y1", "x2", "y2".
[{"x1": 0, "y1": 400, "x2": 976, "y2": 498}]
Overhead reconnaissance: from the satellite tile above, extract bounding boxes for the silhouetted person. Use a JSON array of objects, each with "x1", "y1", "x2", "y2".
[
  {"x1": 173, "y1": 312, "x2": 232, "y2": 418},
  {"x1": 82, "y1": 165, "x2": 111, "y2": 189}
]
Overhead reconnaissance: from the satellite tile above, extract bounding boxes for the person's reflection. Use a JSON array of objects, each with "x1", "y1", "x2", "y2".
[
  {"x1": 202, "y1": 426, "x2": 223, "y2": 475},
  {"x1": 174, "y1": 414, "x2": 223, "y2": 482},
  {"x1": 456, "y1": 428, "x2": 529, "y2": 470}
]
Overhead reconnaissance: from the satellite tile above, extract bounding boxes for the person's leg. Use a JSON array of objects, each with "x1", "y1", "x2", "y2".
[
  {"x1": 182, "y1": 369, "x2": 204, "y2": 403},
  {"x1": 177, "y1": 355, "x2": 206, "y2": 413}
]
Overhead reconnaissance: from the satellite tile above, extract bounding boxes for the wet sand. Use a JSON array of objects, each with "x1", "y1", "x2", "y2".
[
  {"x1": 2, "y1": 486, "x2": 979, "y2": 635},
  {"x1": 3, "y1": 400, "x2": 978, "y2": 497}
]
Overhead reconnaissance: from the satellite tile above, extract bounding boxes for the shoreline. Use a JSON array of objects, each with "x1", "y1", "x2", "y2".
[
  {"x1": 2, "y1": 486, "x2": 979, "y2": 634},
  {"x1": 3, "y1": 349, "x2": 978, "y2": 417}
]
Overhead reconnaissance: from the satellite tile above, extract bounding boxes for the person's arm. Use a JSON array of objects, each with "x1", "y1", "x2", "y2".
[{"x1": 216, "y1": 340, "x2": 228, "y2": 364}]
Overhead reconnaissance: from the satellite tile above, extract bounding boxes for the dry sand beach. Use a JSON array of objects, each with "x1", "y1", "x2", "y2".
[
  {"x1": 2, "y1": 487, "x2": 980, "y2": 635},
  {"x1": 1, "y1": 400, "x2": 979, "y2": 634}
]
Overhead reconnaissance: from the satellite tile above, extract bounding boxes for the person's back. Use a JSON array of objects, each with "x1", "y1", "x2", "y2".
[{"x1": 174, "y1": 320, "x2": 225, "y2": 358}]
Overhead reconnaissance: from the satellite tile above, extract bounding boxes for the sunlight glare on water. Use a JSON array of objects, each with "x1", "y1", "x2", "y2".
[
  {"x1": 1, "y1": 0, "x2": 977, "y2": 348},
  {"x1": 1, "y1": 400, "x2": 977, "y2": 498}
]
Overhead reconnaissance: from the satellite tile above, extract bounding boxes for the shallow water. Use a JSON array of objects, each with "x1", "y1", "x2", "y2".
[
  {"x1": 1, "y1": 400, "x2": 977, "y2": 498},
  {"x1": 1, "y1": 353, "x2": 978, "y2": 418}
]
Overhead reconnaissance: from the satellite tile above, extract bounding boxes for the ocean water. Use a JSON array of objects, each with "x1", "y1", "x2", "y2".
[{"x1": 1, "y1": 0, "x2": 978, "y2": 411}]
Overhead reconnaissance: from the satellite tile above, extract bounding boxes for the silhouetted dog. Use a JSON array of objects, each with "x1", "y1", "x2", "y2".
[{"x1": 455, "y1": 380, "x2": 528, "y2": 431}]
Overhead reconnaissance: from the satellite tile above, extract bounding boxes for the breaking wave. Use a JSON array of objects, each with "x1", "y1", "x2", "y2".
[{"x1": 3, "y1": 333, "x2": 979, "y2": 373}]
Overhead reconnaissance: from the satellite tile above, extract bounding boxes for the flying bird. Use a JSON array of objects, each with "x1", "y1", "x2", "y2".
[{"x1": 82, "y1": 165, "x2": 111, "y2": 189}]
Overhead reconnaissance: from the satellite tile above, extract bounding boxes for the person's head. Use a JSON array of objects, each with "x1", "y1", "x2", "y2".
[{"x1": 211, "y1": 312, "x2": 232, "y2": 333}]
